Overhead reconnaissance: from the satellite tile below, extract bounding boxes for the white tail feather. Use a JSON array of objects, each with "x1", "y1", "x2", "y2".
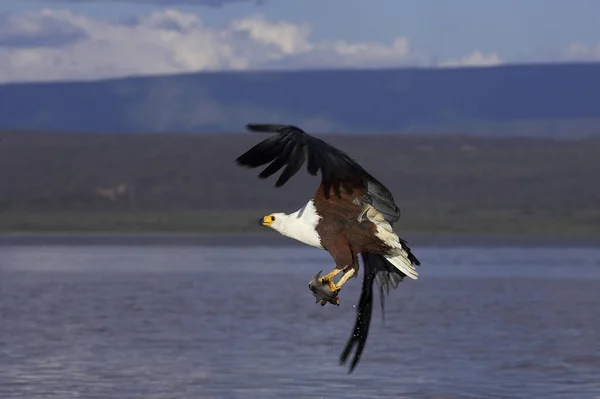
[
  {"x1": 364, "y1": 204, "x2": 419, "y2": 279},
  {"x1": 384, "y1": 248, "x2": 418, "y2": 280}
]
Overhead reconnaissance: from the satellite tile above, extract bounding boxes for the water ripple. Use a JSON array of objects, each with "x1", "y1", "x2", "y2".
[{"x1": 0, "y1": 244, "x2": 599, "y2": 398}]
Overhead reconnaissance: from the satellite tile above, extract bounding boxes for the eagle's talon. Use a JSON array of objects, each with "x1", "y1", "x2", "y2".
[
  {"x1": 318, "y1": 276, "x2": 339, "y2": 294},
  {"x1": 309, "y1": 272, "x2": 341, "y2": 306}
]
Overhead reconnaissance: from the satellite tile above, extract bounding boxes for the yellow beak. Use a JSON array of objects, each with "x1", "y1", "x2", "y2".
[{"x1": 261, "y1": 216, "x2": 274, "y2": 226}]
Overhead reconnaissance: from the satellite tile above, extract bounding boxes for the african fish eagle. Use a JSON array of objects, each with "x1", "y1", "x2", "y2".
[{"x1": 235, "y1": 123, "x2": 421, "y2": 373}]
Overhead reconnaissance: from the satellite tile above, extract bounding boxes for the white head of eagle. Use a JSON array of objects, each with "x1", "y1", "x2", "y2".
[{"x1": 259, "y1": 202, "x2": 324, "y2": 250}]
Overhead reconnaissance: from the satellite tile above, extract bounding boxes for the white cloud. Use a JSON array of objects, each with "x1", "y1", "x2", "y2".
[
  {"x1": 231, "y1": 14, "x2": 313, "y2": 55},
  {"x1": 32, "y1": 0, "x2": 262, "y2": 6},
  {"x1": 0, "y1": 9, "x2": 421, "y2": 83},
  {"x1": 564, "y1": 42, "x2": 600, "y2": 61},
  {"x1": 438, "y1": 50, "x2": 502, "y2": 68},
  {"x1": 0, "y1": 9, "x2": 519, "y2": 83}
]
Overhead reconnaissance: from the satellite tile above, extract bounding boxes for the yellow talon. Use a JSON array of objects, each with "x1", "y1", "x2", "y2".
[{"x1": 318, "y1": 276, "x2": 339, "y2": 293}]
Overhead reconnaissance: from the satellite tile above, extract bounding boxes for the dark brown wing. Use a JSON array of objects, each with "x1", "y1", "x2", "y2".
[{"x1": 235, "y1": 123, "x2": 400, "y2": 223}]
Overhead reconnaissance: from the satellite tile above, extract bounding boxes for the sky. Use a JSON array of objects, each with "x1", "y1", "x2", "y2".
[{"x1": 0, "y1": 0, "x2": 599, "y2": 83}]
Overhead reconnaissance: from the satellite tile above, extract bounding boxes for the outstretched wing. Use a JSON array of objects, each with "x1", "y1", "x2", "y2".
[{"x1": 235, "y1": 123, "x2": 400, "y2": 223}]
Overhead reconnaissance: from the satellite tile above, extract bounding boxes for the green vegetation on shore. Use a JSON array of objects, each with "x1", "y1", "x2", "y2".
[{"x1": 0, "y1": 210, "x2": 598, "y2": 237}]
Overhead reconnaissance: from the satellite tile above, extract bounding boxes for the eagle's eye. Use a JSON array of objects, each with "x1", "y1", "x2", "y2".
[{"x1": 271, "y1": 216, "x2": 276, "y2": 221}]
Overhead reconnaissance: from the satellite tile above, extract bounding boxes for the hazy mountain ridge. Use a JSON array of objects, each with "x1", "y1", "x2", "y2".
[{"x1": 1, "y1": 63, "x2": 600, "y2": 136}]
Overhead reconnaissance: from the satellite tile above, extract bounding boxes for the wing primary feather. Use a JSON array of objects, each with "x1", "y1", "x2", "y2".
[
  {"x1": 257, "y1": 136, "x2": 295, "y2": 179},
  {"x1": 379, "y1": 284, "x2": 386, "y2": 325},
  {"x1": 245, "y1": 124, "x2": 285, "y2": 133},
  {"x1": 306, "y1": 144, "x2": 320, "y2": 176},
  {"x1": 235, "y1": 135, "x2": 283, "y2": 168},
  {"x1": 341, "y1": 253, "x2": 412, "y2": 372},
  {"x1": 339, "y1": 252, "x2": 377, "y2": 374},
  {"x1": 275, "y1": 141, "x2": 305, "y2": 187},
  {"x1": 246, "y1": 123, "x2": 306, "y2": 134}
]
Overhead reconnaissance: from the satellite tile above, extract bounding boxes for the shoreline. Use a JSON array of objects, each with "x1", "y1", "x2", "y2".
[{"x1": 1, "y1": 232, "x2": 599, "y2": 248}]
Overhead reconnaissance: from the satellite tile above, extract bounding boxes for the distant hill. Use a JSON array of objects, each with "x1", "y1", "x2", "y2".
[{"x1": 2, "y1": 63, "x2": 600, "y2": 136}]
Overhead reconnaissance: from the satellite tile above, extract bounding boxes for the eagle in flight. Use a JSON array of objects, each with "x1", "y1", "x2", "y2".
[{"x1": 235, "y1": 123, "x2": 421, "y2": 373}]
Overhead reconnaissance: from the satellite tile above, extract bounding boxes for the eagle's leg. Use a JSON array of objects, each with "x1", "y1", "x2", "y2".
[
  {"x1": 335, "y1": 268, "x2": 357, "y2": 289},
  {"x1": 309, "y1": 265, "x2": 356, "y2": 306},
  {"x1": 312, "y1": 243, "x2": 357, "y2": 305},
  {"x1": 320, "y1": 264, "x2": 357, "y2": 292},
  {"x1": 318, "y1": 268, "x2": 343, "y2": 293}
]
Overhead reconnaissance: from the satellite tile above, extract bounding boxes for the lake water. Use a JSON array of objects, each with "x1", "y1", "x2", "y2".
[{"x1": 1, "y1": 235, "x2": 599, "y2": 399}]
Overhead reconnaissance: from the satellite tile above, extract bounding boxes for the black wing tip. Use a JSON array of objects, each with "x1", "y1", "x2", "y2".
[
  {"x1": 234, "y1": 155, "x2": 258, "y2": 168},
  {"x1": 399, "y1": 238, "x2": 421, "y2": 266},
  {"x1": 340, "y1": 354, "x2": 361, "y2": 374},
  {"x1": 339, "y1": 342, "x2": 365, "y2": 374},
  {"x1": 339, "y1": 252, "x2": 394, "y2": 374},
  {"x1": 245, "y1": 123, "x2": 278, "y2": 133},
  {"x1": 245, "y1": 123, "x2": 306, "y2": 134}
]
